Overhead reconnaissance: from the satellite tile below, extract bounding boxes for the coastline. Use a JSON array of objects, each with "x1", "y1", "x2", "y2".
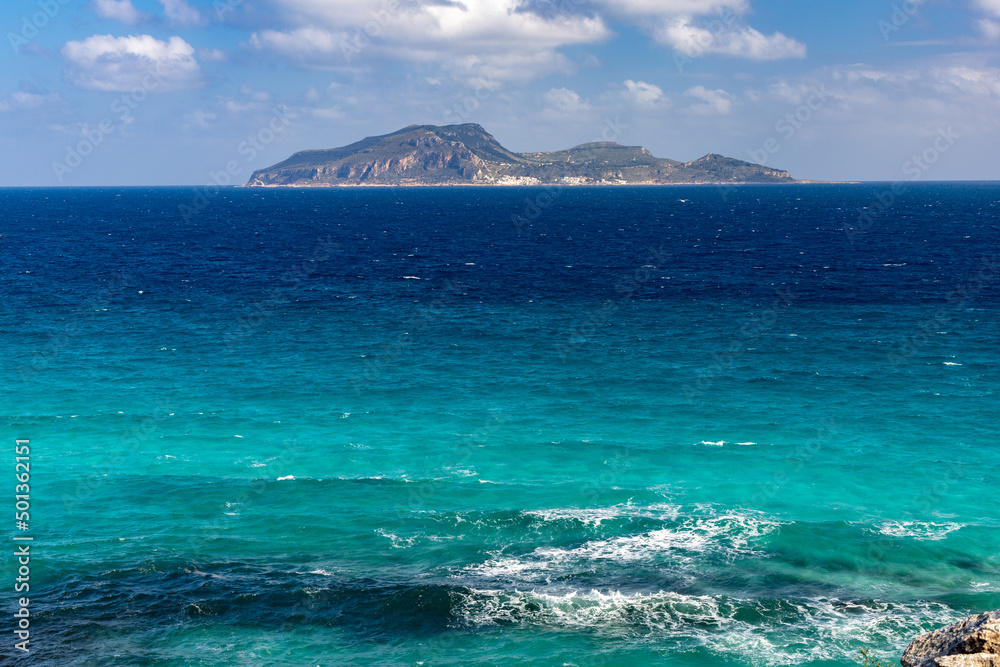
[{"x1": 242, "y1": 180, "x2": 855, "y2": 188}]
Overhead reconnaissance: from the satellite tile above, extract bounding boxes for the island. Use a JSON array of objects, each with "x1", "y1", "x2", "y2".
[{"x1": 246, "y1": 123, "x2": 794, "y2": 187}]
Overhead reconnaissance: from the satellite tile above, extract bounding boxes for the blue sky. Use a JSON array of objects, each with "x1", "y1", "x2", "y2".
[{"x1": 1, "y1": 0, "x2": 999, "y2": 185}]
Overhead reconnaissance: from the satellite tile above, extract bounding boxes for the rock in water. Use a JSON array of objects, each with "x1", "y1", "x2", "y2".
[{"x1": 902, "y1": 611, "x2": 1000, "y2": 667}]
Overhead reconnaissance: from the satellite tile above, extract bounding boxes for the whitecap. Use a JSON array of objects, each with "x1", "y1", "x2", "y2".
[
  {"x1": 462, "y1": 509, "x2": 782, "y2": 583},
  {"x1": 448, "y1": 589, "x2": 958, "y2": 666},
  {"x1": 276, "y1": 475, "x2": 295, "y2": 481},
  {"x1": 524, "y1": 503, "x2": 680, "y2": 528},
  {"x1": 375, "y1": 528, "x2": 416, "y2": 548},
  {"x1": 876, "y1": 520, "x2": 964, "y2": 541}
]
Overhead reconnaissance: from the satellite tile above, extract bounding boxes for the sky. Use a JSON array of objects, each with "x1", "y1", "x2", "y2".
[{"x1": 1, "y1": 0, "x2": 999, "y2": 185}]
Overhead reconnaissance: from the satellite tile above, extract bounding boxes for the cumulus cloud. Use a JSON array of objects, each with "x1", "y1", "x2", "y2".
[
  {"x1": 0, "y1": 91, "x2": 62, "y2": 112},
  {"x1": 929, "y1": 65, "x2": 1000, "y2": 96},
  {"x1": 589, "y1": 0, "x2": 804, "y2": 61},
  {"x1": 597, "y1": 0, "x2": 749, "y2": 16},
  {"x1": 977, "y1": 18, "x2": 1000, "y2": 39},
  {"x1": 61, "y1": 34, "x2": 201, "y2": 91},
  {"x1": 974, "y1": 0, "x2": 1000, "y2": 17},
  {"x1": 684, "y1": 85, "x2": 733, "y2": 114},
  {"x1": 181, "y1": 109, "x2": 216, "y2": 130},
  {"x1": 248, "y1": 0, "x2": 805, "y2": 76},
  {"x1": 251, "y1": 0, "x2": 609, "y2": 80},
  {"x1": 250, "y1": 26, "x2": 345, "y2": 61},
  {"x1": 622, "y1": 79, "x2": 669, "y2": 107},
  {"x1": 93, "y1": 0, "x2": 143, "y2": 25},
  {"x1": 544, "y1": 87, "x2": 589, "y2": 113},
  {"x1": 818, "y1": 61, "x2": 1000, "y2": 121},
  {"x1": 658, "y1": 15, "x2": 806, "y2": 60},
  {"x1": 158, "y1": 0, "x2": 204, "y2": 27}
]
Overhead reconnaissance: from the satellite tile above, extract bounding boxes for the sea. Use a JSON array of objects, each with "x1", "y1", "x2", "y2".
[{"x1": 2, "y1": 183, "x2": 998, "y2": 666}]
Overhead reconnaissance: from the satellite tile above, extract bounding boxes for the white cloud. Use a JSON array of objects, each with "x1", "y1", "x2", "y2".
[
  {"x1": 544, "y1": 87, "x2": 589, "y2": 113},
  {"x1": 657, "y1": 15, "x2": 806, "y2": 60},
  {"x1": 250, "y1": 0, "x2": 805, "y2": 74},
  {"x1": 767, "y1": 80, "x2": 812, "y2": 104},
  {"x1": 311, "y1": 106, "x2": 343, "y2": 120},
  {"x1": 597, "y1": 0, "x2": 749, "y2": 16},
  {"x1": 250, "y1": 26, "x2": 347, "y2": 61},
  {"x1": 198, "y1": 48, "x2": 228, "y2": 62},
  {"x1": 977, "y1": 18, "x2": 1000, "y2": 39},
  {"x1": 158, "y1": 0, "x2": 204, "y2": 27},
  {"x1": 817, "y1": 61, "x2": 1000, "y2": 121},
  {"x1": 0, "y1": 91, "x2": 61, "y2": 112},
  {"x1": 930, "y1": 65, "x2": 1000, "y2": 97},
  {"x1": 181, "y1": 109, "x2": 216, "y2": 130},
  {"x1": 974, "y1": 0, "x2": 1000, "y2": 17},
  {"x1": 251, "y1": 0, "x2": 608, "y2": 79},
  {"x1": 590, "y1": 0, "x2": 804, "y2": 61},
  {"x1": 623, "y1": 79, "x2": 669, "y2": 107},
  {"x1": 241, "y1": 84, "x2": 272, "y2": 102},
  {"x1": 684, "y1": 85, "x2": 733, "y2": 114},
  {"x1": 93, "y1": 0, "x2": 143, "y2": 25},
  {"x1": 61, "y1": 34, "x2": 201, "y2": 91}
]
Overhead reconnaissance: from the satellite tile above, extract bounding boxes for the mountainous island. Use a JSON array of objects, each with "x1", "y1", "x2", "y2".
[{"x1": 247, "y1": 123, "x2": 794, "y2": 187}]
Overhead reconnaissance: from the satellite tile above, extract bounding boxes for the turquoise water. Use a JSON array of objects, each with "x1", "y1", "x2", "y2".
[{"x1": 2, "y1": 185, "x2": 998, "y2": 665}]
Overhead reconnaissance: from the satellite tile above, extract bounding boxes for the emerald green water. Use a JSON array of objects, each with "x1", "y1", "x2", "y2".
[{"x1": 3, "y1": 185, "x2": 998, "y2": 665}]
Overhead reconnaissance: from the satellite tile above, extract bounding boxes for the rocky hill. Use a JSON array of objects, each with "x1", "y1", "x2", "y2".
[{"x1": 247, "y1": 123, "x2": 793, "y2": 186}]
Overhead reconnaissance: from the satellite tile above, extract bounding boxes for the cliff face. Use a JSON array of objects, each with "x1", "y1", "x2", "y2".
[
  {"x1": 247, "y1": 123, "x2": 795, "y2": 186},
  {"x1": 902, "y1": 611, "x2": 1000, "y2": 667}
]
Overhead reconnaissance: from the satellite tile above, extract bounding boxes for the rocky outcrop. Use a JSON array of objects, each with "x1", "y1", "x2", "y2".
[{"x1": 902, "y1": 611, "x2": 1000, "y2": 667}]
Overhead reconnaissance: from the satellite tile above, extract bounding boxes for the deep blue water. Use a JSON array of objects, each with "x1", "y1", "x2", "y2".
[{"x1": 2, "y1": 183, "x2": 998, "y2": 666}]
